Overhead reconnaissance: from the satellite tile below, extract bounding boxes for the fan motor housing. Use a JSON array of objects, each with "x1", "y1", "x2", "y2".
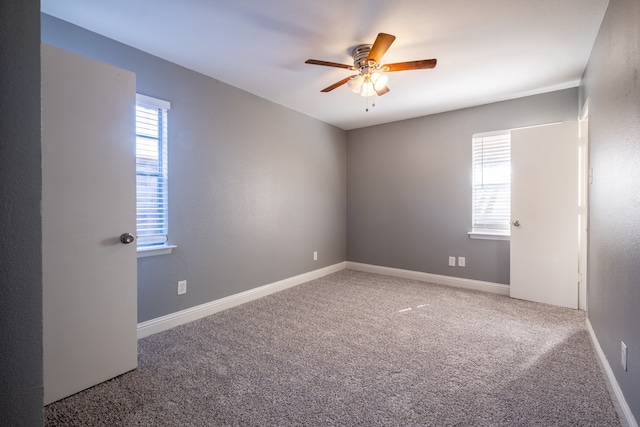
[{"x1": 351, "y1": 44, "x2": 374, "y2": 70}]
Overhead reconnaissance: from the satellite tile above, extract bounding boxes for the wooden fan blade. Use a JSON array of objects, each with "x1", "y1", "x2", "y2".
[
  {"x1": 382, "y1": 59, "x2": 437, "y2": 72},
  {"x1": 367, "y1": 33, "x2": 396, "y2": 64},
  {"x1": 305, "y1": 59, "x2": 353, "y2": 70},
  {"x1": 321, "y1": 76, "x2": 352, "y2": 92}
]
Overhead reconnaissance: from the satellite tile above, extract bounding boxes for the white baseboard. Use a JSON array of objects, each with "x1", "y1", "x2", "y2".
[
  {"x1": 586, "y1": 318, "x2": 638, "y2": 427},
  {"x1": 138, "y1": 261, "x2": 508, "y2": 339},
  {"x1": 137, "y1": 262, "x2": 346, "y2": 339},
  {"x1": 346, "y1": 261, "x2": 510, "y2": 296}
]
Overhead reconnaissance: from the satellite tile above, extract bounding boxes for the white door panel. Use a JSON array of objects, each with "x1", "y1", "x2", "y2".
[
  {"x1": 42, "y1": 44, "x2": 137, "y2": 404},
  {"x1": 510, "y1": 122, "x2": 578, "y2": 309}
]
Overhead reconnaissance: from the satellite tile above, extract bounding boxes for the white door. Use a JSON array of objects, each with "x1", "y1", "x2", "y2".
[
  {"x1": 42, "y1": 44, "x2": 138, "y2": 404},
  {"x1": 510, "y1": 122, "x2": 579, "y2": 309}
]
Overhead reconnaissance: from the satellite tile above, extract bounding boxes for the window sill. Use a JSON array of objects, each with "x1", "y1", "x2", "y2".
[
  {"x1": 137, "y1": 244, "x2": 177, "y2": 258},
  {"x1": 468, "y1": 232, "x2": 510, "y2": 241}
]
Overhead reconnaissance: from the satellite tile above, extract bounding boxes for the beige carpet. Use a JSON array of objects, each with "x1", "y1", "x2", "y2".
[{"x1": 46, "y1": 269, "x2": 620, "y2": 426}]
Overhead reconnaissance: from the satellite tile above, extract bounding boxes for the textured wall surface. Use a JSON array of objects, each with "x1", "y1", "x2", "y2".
[
  {"x1": 42, "y1": 14, "x2": 347, "y2": 323},
  {"x1": 347, "y1": 89, "x2": 579, "y2": 285},
  {"x1": 581, "y1": 0, "x2": 640, "y2": 419},
  {"x1": 0, "y1": 0, "x2": 43, "y2": 424}
]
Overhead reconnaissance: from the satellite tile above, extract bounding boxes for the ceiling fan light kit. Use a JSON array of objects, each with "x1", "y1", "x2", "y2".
[{"x1": 305, "y1": 32, "x2": 437, "y2": 107}]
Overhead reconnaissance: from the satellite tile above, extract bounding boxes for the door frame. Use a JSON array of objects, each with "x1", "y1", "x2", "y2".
[{"x1": 578, "y1": 99, "x2": 590, "y2": 311}]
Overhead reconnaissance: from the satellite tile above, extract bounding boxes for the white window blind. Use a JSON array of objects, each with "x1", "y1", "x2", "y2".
[
  {"x1": 136, "y1": 94, "x2": 170, "y2": 247},
  {"x1": 471, "y1": 131, "x2": 511, "y2": 236}
]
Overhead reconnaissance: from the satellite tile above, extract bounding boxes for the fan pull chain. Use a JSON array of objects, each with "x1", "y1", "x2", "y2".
[{"x1": 365, "y1": 95, "x2": 376, "y2": 112}]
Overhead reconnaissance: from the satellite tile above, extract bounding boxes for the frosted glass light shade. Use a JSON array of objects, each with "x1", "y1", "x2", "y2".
[
  {"x1": 347, "y1": 75, "x2": 363, "y2": 93},
  {"x1": 371, "y1": 72, "x2": 389, "y2": 91},
  {"x1": 361, "y1": 81, "x2": 375, "y2": 97}
]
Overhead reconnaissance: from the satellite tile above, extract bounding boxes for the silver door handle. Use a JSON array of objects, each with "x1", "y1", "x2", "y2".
[
  {"x1": 120, "y1": 233, "x2": 135, "y2": 244},
  {"x1": 512, "y1": 220, "x2": 521, "y2": 227}
]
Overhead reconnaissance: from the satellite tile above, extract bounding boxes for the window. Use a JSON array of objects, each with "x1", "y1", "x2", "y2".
[
  {"x1": 136, "y1": 94, "x2": 170, "y2": 248},
  {"x1": 470, "y1": 130, "x2": 511, "y2": 239}
]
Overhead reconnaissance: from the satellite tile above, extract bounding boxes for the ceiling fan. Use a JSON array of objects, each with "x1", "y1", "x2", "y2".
[{"x1": 305, "y1": 33, "x2": 437, "y2": 97}]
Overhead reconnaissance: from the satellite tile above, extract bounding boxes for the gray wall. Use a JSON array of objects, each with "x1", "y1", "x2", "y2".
[
  {"x1": 580, "y1": 0, "x2": 640, "y2": 419},
  {"x1": 347, "y1": 89, "x2": 579, "y2": 284},
  {"x1": 0, "y1": 0, "x2": 43, "y2": 424},
  {"x1": 42, "y1": 14, "x2": 347, "y2": 322}
]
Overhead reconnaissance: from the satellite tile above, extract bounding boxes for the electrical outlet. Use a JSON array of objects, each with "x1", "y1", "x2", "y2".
[
  {"x1": 448, "y1": 256, "x2": 456, "y2": 267},
  {"x1": 313, "y1": 251, "x2": 318, "y2": 261},
  {"x1": 178, "y1": 280, "x2": 187, "y2": 295},
  {"x1": 458, "y1": 257, "x2": 466, "y2": 267},
  {"x1": 622, "y1": 341, "x2": 628, "y2": 371}
]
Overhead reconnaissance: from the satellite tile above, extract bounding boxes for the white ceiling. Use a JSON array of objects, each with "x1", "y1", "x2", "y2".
[{"x1": 41, "y1": 0, "x2": 609, "y2": 130}]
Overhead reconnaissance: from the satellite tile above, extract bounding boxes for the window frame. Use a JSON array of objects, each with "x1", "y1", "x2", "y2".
[
  {"x1": 469, "y1": 130, "x2": 511, "y2": 241},
  {"x1": 135, "y1": 94, "x2": 175, "y2": 256}
]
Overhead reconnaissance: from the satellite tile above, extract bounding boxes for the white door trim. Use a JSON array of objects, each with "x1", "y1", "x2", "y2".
[{"x1": 578, "y1": 100, "x2": 590, "y2": 311}]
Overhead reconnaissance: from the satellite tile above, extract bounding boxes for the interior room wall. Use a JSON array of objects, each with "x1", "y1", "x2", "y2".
[
  {"x1": 0, "y1": 0, "x2": 43, "y2": 424},
  {"x1": 18, "y1": 3, "x2": 638, "y2": 423},
  {"x1": 580, "y1": 0, "x2": 640, "y2": 419},
  {"x1": 41, "y1": 14, "x2": 347, "y2": 323},
  {"x1": 346, "y1": 88, "x2": 579, "y2": 285}
]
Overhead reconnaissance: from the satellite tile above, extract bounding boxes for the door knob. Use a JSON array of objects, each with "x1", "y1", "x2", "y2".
[
  {"x1": 512, "y1": 220, "x2": 521, "y2": 227},
  {"x1": 119, "y1": 233, "x2": 135, "y2": 244}
]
